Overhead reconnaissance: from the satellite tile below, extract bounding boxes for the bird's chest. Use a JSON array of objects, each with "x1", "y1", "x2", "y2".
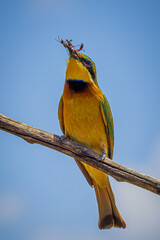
[{"x1": 63, "y1": 93, "x2": 106, "y2": 149}]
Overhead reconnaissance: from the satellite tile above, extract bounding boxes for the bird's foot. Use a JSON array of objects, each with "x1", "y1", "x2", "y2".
[
  {"x1": 60, "y1": 135, "x2": 69, "y2": 143},
  {"x1": 98, "y1": 151, "x2": 106, "y2": 162}
]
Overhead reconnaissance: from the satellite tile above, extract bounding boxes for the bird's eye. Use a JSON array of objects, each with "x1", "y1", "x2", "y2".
[{"x1": 85, "y1": 60, "x2": 91, "y2": 66}]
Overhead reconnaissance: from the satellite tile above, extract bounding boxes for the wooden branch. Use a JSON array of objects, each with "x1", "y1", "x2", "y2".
[{"x1": 0, "y1": 113, "x2": 160, "y2": 195}]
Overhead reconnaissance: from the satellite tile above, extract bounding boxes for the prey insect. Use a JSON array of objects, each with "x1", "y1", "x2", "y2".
[{"x1": 56, "y1": 38, "x2": 84, "y2": 55}]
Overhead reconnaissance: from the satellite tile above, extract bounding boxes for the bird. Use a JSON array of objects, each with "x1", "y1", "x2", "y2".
[{"x1": 58, "y1": 39, "x2": 126, "y2": 229}]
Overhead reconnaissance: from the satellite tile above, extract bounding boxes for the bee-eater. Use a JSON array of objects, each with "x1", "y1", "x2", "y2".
[{"x1": 58, "y1": 40, "x2": 126, "y2": 229}]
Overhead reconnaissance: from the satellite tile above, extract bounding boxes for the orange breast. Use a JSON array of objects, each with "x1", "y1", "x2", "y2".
[
  {"x1": 63, "y1": 88, "x2": 108, "y2": 187},
  {"x1": 63, "y1": 91, "x2": 105, "y2": 149}
]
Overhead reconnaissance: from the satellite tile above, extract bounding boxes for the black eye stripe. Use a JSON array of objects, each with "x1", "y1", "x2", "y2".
[
  {"x1": 81, "y1": 58, "x2": 95, "y2": 80},
  {"x1": 84, "y1": 60, "x2": 95, "y2": 79},
  {"x1": 88, "y1": 68, "x2": 95, "y2": 80}
]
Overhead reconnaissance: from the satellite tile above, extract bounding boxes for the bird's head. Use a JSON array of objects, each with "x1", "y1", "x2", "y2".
[{"x1": 58, "y1": 39, "x2": 98, "y2": 87}]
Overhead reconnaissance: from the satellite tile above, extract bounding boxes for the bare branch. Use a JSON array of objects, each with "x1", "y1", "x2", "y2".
[{"x1": 0, "y1": 113, "x2": 160, "y2": 195}]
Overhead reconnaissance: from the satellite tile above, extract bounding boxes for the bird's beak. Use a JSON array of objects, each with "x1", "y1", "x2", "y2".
[
  {"x1": 69, "y1": 49, "x2": 79, "y2": 59},
  {"x1": 67, "y1": 45, "x2": 81, "y2": 61}
]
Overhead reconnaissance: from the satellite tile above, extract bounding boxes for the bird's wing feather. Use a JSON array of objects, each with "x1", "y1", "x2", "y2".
[
  {"x1": 100, "y1": 95, "x2": 114, "y2": 159},
  {"x1": 58, "y1": 96, "x2": 65, "y2": 134},
  {"x1": 75, "y1": 159, "x2": 93, "y2": 187}
]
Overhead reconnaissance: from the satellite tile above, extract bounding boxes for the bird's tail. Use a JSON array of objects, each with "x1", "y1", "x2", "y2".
[{"x1": 93, "y1": 178, "x2": 126, "y2": 229}]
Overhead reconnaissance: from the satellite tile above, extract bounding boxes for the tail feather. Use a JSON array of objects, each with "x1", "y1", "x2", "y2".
[{"x1": 93, "y1": 179, "x2": 126, "y2": 229}]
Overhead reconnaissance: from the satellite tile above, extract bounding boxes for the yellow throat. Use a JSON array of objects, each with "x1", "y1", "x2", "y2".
[{"x1": 66, "y1": 57, "x2": 93, "y2": 83}]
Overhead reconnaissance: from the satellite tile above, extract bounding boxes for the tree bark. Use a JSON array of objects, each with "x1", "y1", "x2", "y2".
[{"x1": 0, "y1": 113, "x2": 160, "y2": 195}]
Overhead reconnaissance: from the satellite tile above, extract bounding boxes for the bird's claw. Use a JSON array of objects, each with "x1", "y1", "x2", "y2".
[
  {"x1": 98, "y1": 152, "x2": 106, "y2": 162},
  {"x1": 60, "y1": 135, "x2": 69, "y2": 143}
]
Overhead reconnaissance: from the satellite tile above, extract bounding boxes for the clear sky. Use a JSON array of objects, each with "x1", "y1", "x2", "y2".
[{"x1": 0, "y1": 0, "x2": 160, "y2": 240}]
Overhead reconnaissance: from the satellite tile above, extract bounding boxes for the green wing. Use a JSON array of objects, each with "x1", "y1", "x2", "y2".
[{"x1": 100, "y1": 95, "x2": 114, "y2": 159}]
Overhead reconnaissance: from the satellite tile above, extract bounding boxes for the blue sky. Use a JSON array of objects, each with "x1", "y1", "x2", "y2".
[{"x1": 0, "y1": 0, "x2": 160, "y2": 240}]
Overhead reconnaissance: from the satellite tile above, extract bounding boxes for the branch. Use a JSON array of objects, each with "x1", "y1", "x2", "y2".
[{"x1": 0, "y1": 113, "x2": 160, "y2": 195}]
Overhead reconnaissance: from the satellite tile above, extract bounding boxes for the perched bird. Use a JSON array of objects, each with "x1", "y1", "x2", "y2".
[{"x1": 58, "y1": 39, "x2": 126, "y2": 229}]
